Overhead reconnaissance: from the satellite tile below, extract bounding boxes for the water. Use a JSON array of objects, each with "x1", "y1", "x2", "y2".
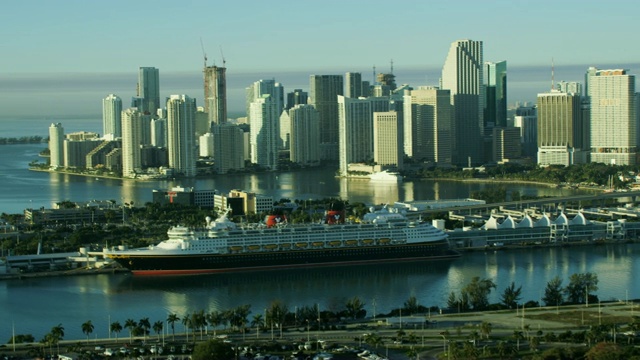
[{"x1": 0, "y1": 244, "x2": 637, "y2": 342}]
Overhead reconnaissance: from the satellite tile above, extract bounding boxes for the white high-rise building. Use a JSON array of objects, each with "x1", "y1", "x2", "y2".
[
  {"x1": 373, "y1": 111, "x2": 403, "y2": 169},
  {"x1": 337, "y1": 96, "x2": 390, "y2": 175},
  {"x1": 403, "y1": 87, "x2": 453, "y2": 165},
  {"x1": 121, "y1": 108, "x2": 143, "y2": 178},
  {"x1": 289, "y1": 104, "x2": 320, "y2": 165},
  {"x1": 440, "y1": 39, "x2": 484, "y2": 166},
  {"x1": 167, "y1": 95, "x2": 197, "y2": 177},
  {"x1": 246, "y1": 80, "x2": 284, "y2": 123},
  {"x1": 138, "y1": 67, "x2": 160, "y2": 115},
  {"x1": 212, "y1": 123, "x2": 245, "y2": 174},
  {"x1": 279, "y1": 110, "x2": 291, "y2": 150},
  {"x1": 249, "y1": 95, "x2": 279, "y2": 170},
  {"x1": 102, "y1": 94, "x2": 122, "y2": 138},
  {"x1": 588, "y1": 68, "x2": 636, "y2": 165},
  {"x1": 199, "y1": 133, "x2": 214, "y2": 158},
  {"x1": 49, "y1": 123, "x2": 64, "y2": 168}
]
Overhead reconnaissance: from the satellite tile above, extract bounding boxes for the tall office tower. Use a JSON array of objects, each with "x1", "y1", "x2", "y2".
[
  {"x1": 588, "y1": 68, "x2": 636, "y2": 165},
  {"x1": 403, "y1": 87, "x2": 453, "y2": 165},
  {"x1": 345, "y1": 72, "x2": 363, "y2": 98},
  {"x1": 150, "y1": 118, "x2": 167, "y2": 148},
  {"x1": 139, "y1": 114, "x2": 153, "y2": 146},
  {"x1": 289, "y1": 104, "x2": 320, "y2": 165},
  {"x1": 556, "y1": 81, "x2": 582, "y2": 95},
  {"x1": 204, "y1": 65, "x2": 227, "y2": 124},
  {"x1": 513, "y1": 106, "x2": 537, "y2": 159},
  {"x1": 492, "y1": 127, "x2": 521, "y2": 162},
  {"x1": 361, "y1": 81, "x2": 371, "y2": 97},
  {"x1": 49, "y1": 123, "x2": 64, "y2": 168},
  {"x1": 212, "y1": 123, "x2": 245, "y2": 174},
  {"x1": 337, "y1": 96, "x2": 389, "y2": 175},
  {"x1": 249, "y1": 95, "x2": 279, "y2": 170},
  {"x1": 102, "y1": 94, "x2": 122, "y2": 138},
  {"x1": 584, "y1": 66, "x2": 599, "y2": 97},
  {"x1": 246, "y1": 79, "x2": 284, "y2": 122},
  {"x1": 121, "y1": 108, "x2": 143, "y2": 178},
  {"x1": 441, "y1": 39, "x2": 484, "y2": 166},
  {"x1": 285, "y1": 89, "x2": 308, "y2": 110},
  {"x1": 373, "y1": 111, "x2": 403, "y2": 169},
  {"x1": 484, "y1": 61, "x2": 507, "y2": 129},
  {"x1": 536, "y1": 91, "x2": 587, "y2": 166},
  {"x1": 376, "y1": 73, "x2": 397, "y2": 91},
  {"x1": 310, "y1": 75, "x2": 344, "y2": 160},
  {"x1": 166, "y1": 95, "x2": 197, "y2": 177},
  {"x1": 199, "y1": 133, "x2": 214, "y2": 158},
  {"x1": 279, "y1": 110, "x2": 291, "y2": 150},
  {"x1": 137, "y1": 67, "x2": 160, "y2": 115}
]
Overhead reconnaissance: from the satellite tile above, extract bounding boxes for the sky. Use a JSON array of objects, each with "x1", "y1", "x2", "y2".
[{"x1": 0, "y1": 0, "x2": 639, "y2": 117}]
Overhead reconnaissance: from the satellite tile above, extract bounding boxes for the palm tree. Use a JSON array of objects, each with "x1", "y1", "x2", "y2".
[
  {"x1": 191, "y1": 310, "x2": 207, "y2": 340},
  {"x1": 480, "y1": 321, "x2": 492, "y2": 340},
  {"x1": 167, "y1": 314, "x2": 180, "y2": 340},
  {"x1": 138, "y1": 317, "x2": 151, "y2": 341},
  {"x1": 124, "y1": 319, "x2": 137, "y2": 343},
  {"x1": 512, "y1": 330, "x2": 524, "y2": 351},
  {"x1": 207, "y1": 311, "x2": 222, "y2": 336},
  {"x1": 182, "y1": 313, "x2": 193, "y2": 342},
  {"x1": 110, "y1": 321, "x2": 123, "y2": 341},
  {"x1": 152, "y1": 321, "x2": 163, "y2": 340},
  {"x1": 49, "y1": 324, "x2": 65, "y2": 354},
  {"x1": 81, "y1": 320, "x2": 94, "y2": 343}
]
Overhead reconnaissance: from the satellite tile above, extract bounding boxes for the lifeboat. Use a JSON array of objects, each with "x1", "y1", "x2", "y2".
[
  {"x1": 296, "y1": 242, "x2": 308, "y2": 248},
  {"x1": 345, "y1": 240, "x2": 358, "y2": 246},
  {"x1": 361, "y1": 239, "x2": 374, "y2": 245},
  {"x1": 378, "y1": 238, "x2": 391, "y2": 244},
  {"x1": 280, "y1": 243, "x2": 292, "y2": 249},
  {"x1": 312, "y1": 242, "x2": 324, "y2": 247},
  {"x1": 229, "y1": 246, "x2": 243, "y2": 252},
  {"x1": 263, "y1": 244, "x2": 278, "y2": 250},
  {"x1": 329, "y1": 241, "x2": 342, "y2": 247},
  {"x1": 247, "y1": 245, "x2": 260, "y2": 251}
]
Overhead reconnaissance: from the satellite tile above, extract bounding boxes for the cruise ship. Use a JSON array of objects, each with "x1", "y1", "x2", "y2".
[{"x1": 104, "y1": 207, "x2": 458, "y2": 275}]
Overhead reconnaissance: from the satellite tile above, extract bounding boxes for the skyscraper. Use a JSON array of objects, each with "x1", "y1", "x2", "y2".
[
  {"x1": 246, "y1": 79, "x2": 284, "y2": 121},
  {"x1": 150, "y1": 118, "x2": 167, "y2": 148},
  {"x1": 588, "y1": 68, "x2": 636, "y2": 165},
  {"x1": 345, "y1": 72, "x2": 363, "y2": 98},
  {"x1": 484, "y1": 61, "x2": 507, "y2": 129},
  {"x1": 204, "y1": 65, "x2": 227, "y2": 124},
  {"x1": 441, "y1": 39, "x2": 484, "y2": 166},
  {"x1": 310, "y1": 75, "x2": 344, "y2": 161},
  {"x1": 102, "y1": 94, "x2": 122, "y2": 138},
  {"x1": 289, "y1": 104, "x2": 320, "y2": 165},
  {"x1": 212, "y1": 123, "x2": 245, "y2": 174},
  {"x1": 285, "y1": 89, "x2": 308, "y2": 110},
  {"x1": 121, "y1": 108, "x2": 143, "y2": 178},
  {"x1": 49, "y1": 123, "x2": 64, "y2": 168},
  {"x1": 536, "y1": 91, "x2": 586, "y2": 166},
  {"x1": 166, "y1": 95, "x2": 197, "y2": 177},
  {"x1": 373, "y1": 111, "x2": 403, "y2": 169},
  {"x1": 249, "y1": 95, "x2": 279, "y2": 170},
  {"x1": 137, "y1": 67, "x2": 160, "y2": 115},
  {"x1": 403, "y1": 87, "x2": 453, "y2": 165}
]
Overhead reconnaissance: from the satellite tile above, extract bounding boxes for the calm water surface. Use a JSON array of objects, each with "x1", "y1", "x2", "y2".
[{"x1": 0, "y1": 244, "x2": 638, "y2": 341}]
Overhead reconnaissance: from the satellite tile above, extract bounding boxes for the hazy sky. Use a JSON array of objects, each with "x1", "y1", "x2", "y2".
[
  {"x1": 2, "y1": 0, "x2": 638, "y2": 73},
  {"x1": 1, "y1": 0, "x2": 638, "y2": 118}
]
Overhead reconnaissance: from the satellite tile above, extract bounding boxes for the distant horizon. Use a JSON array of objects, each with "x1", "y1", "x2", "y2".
[{"x1": 1, "y1": 62, "x2": 638, "y2": 119}]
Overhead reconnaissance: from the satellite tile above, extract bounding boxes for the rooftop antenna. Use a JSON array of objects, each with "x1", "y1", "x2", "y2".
[
  {"x1": 219, "y1": 46, "x2": 226, "y2": 68},
  {"x1": 390, "y1": 59, "x2": 394, "y2": 75},
  {"x1": 200, "y1": 37, "x2": 208, "y2": 68},
  {"x1": 372, "y1": 65, "x2": 376, "y2": 84}
]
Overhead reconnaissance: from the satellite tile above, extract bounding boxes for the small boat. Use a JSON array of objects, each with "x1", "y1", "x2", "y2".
[
  {"x1": 345, "y1": 240, "x2": 358, "y2": 246},
  {"x1": 312, "y1": 241, "x2": 324, "y2": 247},
  {"x1": 329, "y1": 241, "x2": 342, "y2": 247},
  {"x1": 263, "y1": 244, "x2": 278, "y2": 250},
  {"x1": 229, "y1": 246, "x2": 243, "y2": 252},
  {"x1": 247, "y1": 245, "x2": 260, "y2": 251},
  {"x1": 378, "y1": 238, "x2": 391, "y2": 244},
  {"x1": 296, "y1": 242, "x2": 308, "y2": 248},
  {"x1": 361, "y1": 239, "x2": 374, "y2": 245}
]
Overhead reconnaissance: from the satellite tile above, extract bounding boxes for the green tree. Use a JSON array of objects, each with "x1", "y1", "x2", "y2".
[
  {"x1": 81, "y1": 320, "x2": 94, "y2": 343},
  {"x1": 345, "y1": 296, "x2": 365, "y2": 319},
  {"x1": 479, "y1": 322, "x2": 492, "y2": 340},
  {"x1": 500, "y1": 282, "x2": 522, "y2": 309},
  {"x1": 138, "y1": 317, "x2": 151, "y2": 341},
  {"x1": 403, "y1": 295, "x2": 420, "y2": 315},
  {"x1": 565, "y1": 272, "x2": 599, "y2": 304},
  {"x1": 124, "y1": 319, "x2": 137, "y2": 343},
  {"x1": 461, "y1": 277, "x2": 496, "y2": 310},
  {"x1": 207, "y1": 311, "x2": 223, "y2": 336},
  {"x1": 543, "y1": 276, "x2": 564, "y2": 306},
  {"x1": 167, "y1": 314, "x2": 179, "y2": 340},
  {"x1": 110, "y1": 321, "x2": 122, "y2": 341},
  {"x1": 191, "y1": 310, "x2": 207, "y2": 339},
  {"x1": 152, "y1": 321, "x2": 163, "y2": 339},
  {"x1": 191, "y1": 339, "x2": 235, "y2": 360}
]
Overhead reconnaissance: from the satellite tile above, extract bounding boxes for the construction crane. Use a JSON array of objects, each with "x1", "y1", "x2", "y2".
[
  {"x1": 219, "y1": 46, "x2": 226, "y2": 68},
  {"x1": 200, "y1": 37, "x2": 208, "y2": 68}
]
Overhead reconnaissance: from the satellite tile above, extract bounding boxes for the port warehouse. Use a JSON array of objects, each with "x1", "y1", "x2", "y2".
[{"x1": 7, "y1": 190, "x2": 640, "y2": 274}]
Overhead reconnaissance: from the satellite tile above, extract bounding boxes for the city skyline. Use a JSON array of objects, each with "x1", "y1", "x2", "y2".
[{"x1": 1, "y1": 1, "x2": 639, "y2": 118}]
